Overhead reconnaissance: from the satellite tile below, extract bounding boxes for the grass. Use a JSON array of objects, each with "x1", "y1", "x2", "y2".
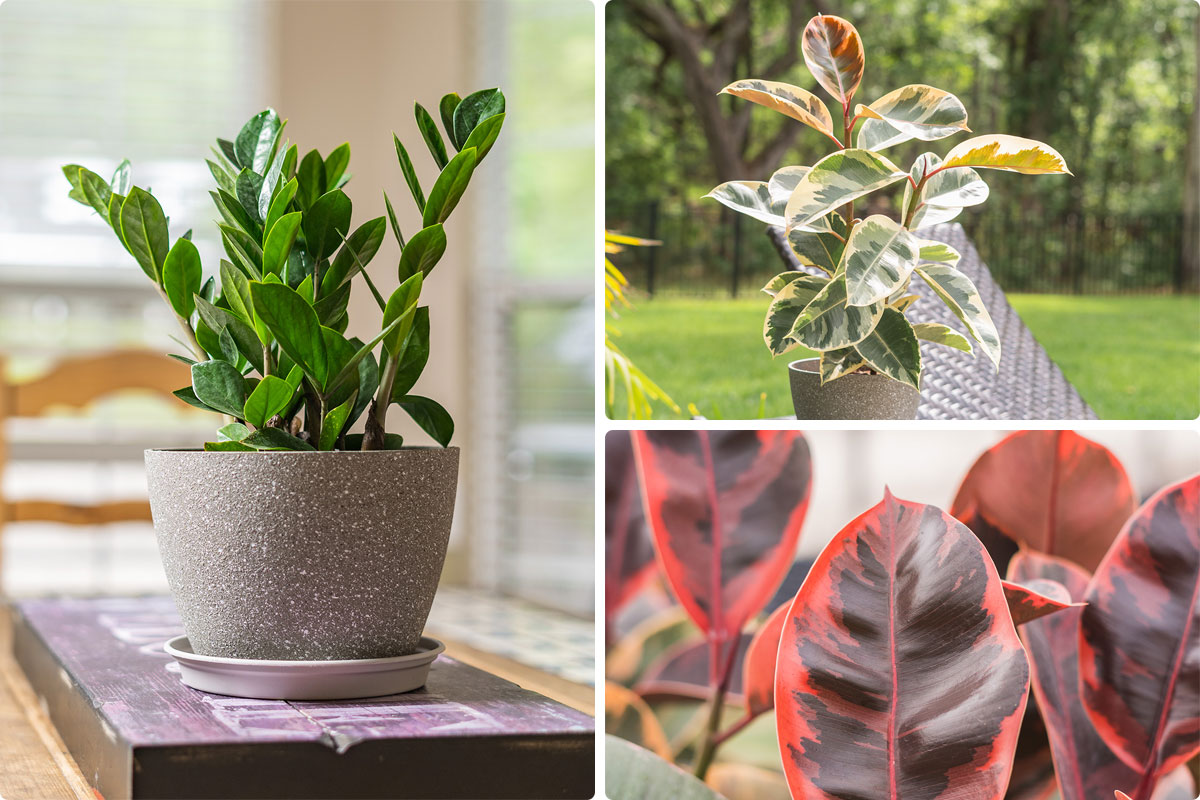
[{"x1": 608, "y1": 293, "x2": 1200, "y2": 420}]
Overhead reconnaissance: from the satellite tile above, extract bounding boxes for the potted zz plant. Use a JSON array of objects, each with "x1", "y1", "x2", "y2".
[
  {"x1": 706, "y1": 14, "x2": 1070, "y2": 419},
  {"x1": 61, "y1": 89, "x2": 505, "y2": 683}
]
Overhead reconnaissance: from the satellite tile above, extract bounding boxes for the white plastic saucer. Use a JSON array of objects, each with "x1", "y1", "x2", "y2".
[{"x1": 163, "y1": 635, "x2": 445, "y2": 700}]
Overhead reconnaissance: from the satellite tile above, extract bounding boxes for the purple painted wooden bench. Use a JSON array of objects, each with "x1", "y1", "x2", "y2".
[{"x1": 10, "y1": 596, "x2": 593, "y2": 799}]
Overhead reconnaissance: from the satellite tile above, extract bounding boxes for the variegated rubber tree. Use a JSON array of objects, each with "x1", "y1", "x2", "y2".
[
  {"x1": 63, "y1": 89, "x2": 504, "y2": 451},
  {"x1": 706, "y1": 14, "x2": 1070, "y2": 390}
]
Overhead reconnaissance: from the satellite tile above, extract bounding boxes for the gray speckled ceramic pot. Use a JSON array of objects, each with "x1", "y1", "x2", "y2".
[
  {"x1": 145, "y1": 448, "x2": 459, "y2": 661},
  {"x1": 788, "y1": 358, "x2": 920, "y2": 420}
]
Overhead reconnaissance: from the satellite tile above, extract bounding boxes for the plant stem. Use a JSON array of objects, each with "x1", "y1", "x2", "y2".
[
  {"x1": 362, "y1": 353, "x2": 399, "y2": 450},
  {"x1": 711, "y1": 712, "x2": 756, "y2": 747},
  {"x1": 903, "y1": 173, "x2": 931, "y2": 230},
  {"x1": 692, "y1": 635, "x2": 741, "y2": 781},
  {"x1": 839, "y1": 103, "x2": 855, "y2": 230},
  {"x1": 154, "y1": 285, "x2": 205, "y2": 362}
]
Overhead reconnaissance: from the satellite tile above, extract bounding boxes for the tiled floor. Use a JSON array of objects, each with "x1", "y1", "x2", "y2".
[{"x1": 427, "y1": 587, "x2": 595, "y2": 686}]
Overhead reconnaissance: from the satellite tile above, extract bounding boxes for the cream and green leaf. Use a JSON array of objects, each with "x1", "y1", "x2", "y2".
[
  {"x1": 719, "y1": 80, "x2": 834, "y2": 139},
  {"x1": 764, "y1": 274, "x2": 829, "y2": 355},
  {"x1": 843, "y1": 215, "x2": 919, "y2": 306},
  {"x1": 818, "y1": 346, "x2": 868, "y2": 383},
  {"x1": 916, "y1": 239, "x2": 961, "y2": 268},
  {"x1": 941, "y1": 134, "x2": 1071, "y2": 175},
  {"x1": 902, "y1": 153, "x2": 989, "y2": 228},
  {"x1": 916, "y1": 264, "x2": 1001, "y2": 368},
  {"x1": 787, "y1": 209, "x2": 846, "y2": 274},
  {"x1": 852, "y1": 308, "x2": 921, "y2": 389},
  {"x1": 787, "y1": 275, "x2": 883, "y2": 351},
  {"x1": 784, "y1": 149, "x2": 906, "y2": 233},
  {"x1": 855, "y1": 84, "x2": 969, "y2": 152},
  {"x1": 763, "y1": 271, "x2": 804, "y2": 297},
  {"x1": 912, "y1": 322, "x2": 972, "y2": 353}
]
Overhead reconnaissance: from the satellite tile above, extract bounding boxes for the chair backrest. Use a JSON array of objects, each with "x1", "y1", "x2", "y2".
[{"x1": 0, "y1": 351, "x2": 191, "y2": 589}]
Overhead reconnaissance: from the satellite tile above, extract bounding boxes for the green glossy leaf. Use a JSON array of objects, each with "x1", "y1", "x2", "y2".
[
  {"x1": 382, "y1": 272, "x2": 423, "y2": 357},
  {"x1": 62, "y1": 164, "x2": 87, "y2": 204},
  {"x1": 850, "y1": 307, "x2": 921, "y2": 388},
  {"x1": 461, "y1": 112, "x2": 504, "y2": 163},
  {"x1": 819, "y1": 346, "x2": 868, "y2": 383},
  {"x1": 764, "y1": 274, "x2": 828, "y2": 356},
  {"x1": 303, "y1": 190, "x2": 352, "y2": 260},
  {"x1": 394, "y1": 135, "x2": 425, "y2": 211},
  {"x1": 264, "y1": 178, "x2": 299, "y2": 241},
  {"x1": 234, "y1": 109, "x2": 281, "y2": 174},
  {"x1": 220, "y1": 261, "x2": 256, "y2": 333},
  {"x1": 397, "y1": 394, "x2": 454, "y2": 447},
  {"x1": 855, "y1": 85, "x2": 969, "y2": 151},
  {"x1": 217, "y1": 422, "x2": 250, "y2": 441},
  {"x1": 77, "y1": 168, "x2": 112, "y2": 219},
  {"x1": 451, "y1": 88, "x2": 505, "y2": 151},
  {"x1": 324, "y1": 216, "x2": 387, "y2": 292},
  {"x1": 314, "y1": 280, "x2": 352, "y2": 328},
  {"x1": 439, "y1": 92, "x2": 462, "y2": 149},
  {"x1": 320, "y1": 326, "x2": 358, "y2": 395},
  {"x1": 219, "y1": 224, "x2": 262, "y2": 275},
  {"x1": 348, "y1": 339, "x2": 379, "y2": 425},
  {"x1": 162, "y1": 237, "x2": 203, "y2": 318},
  {"x1": 243, "y1": 374, "x2": 295, "y2": 429},
  {"x1": 257, "y1": 144, "x2": 287, "y2": 221},
  {"x1": 296, "y1": 149, "x2": 325, "y2": 210},
  {"x1": 173, "y1": 385, "x2": 220, "y2": 413},
  {"x1": 788, "y1": 276, "x2": 884, "y2": 350},
  {"x1": 422, "y1": 147, "x2": 477, "y2": 227},
  {"x1": 263, "y1": 211, "x2": 303, "y2": 276},
  {"x1": 605, "y1": 736, "x2": 725, "y2": 800},
  {"x1": 415, "y1": 103, "x2": 449, "y2": 169},
  {"x1": 844, "y1": 214, "x2": 920, "y2": 306},
  {"x1": 216, "y1": 138, "x2": 239, "y2": 168},
  {"x1": 785, "y1": 149, "x2": 907, "y2": 233},
  {"x1": 281, "y1": 143, "x2": 298, "y2": 180},
  {"x1": 323, "y1": 143, "x2": 351, "y2": 192},
  {"x1": 191, "y1": 360, "x2": 247, "y2": 418},
  {"x1": 913, "y1": 322, "x2": 973, "y2": 353},
  {"x1": 119, "y1": 188, "x2": 170, "y2": 282},
  {"x1": 283, "y1": 248, "x2": 314, "y2": 289},
  {"x1": 242, "y1": 428, "x2": 315, "y2": 452},
  {"x1": 916, "y1": 264, "x2": 1001, "y2": 368},
  {"x1": 383, "y1": 191, "x2": 406, "y2": 248},
  {"x1": 390, "y1": 306, "x2": 430, "y2": 399},
  {"x1": 720, "y1": 79, "x2": 835, "y2": 137},
  {"x1": 801, "y1": 14, "x2": 864, "y2": 105},
  {"x1": 941, "y1": 134, "x2": 1071, "y2": 174},
  {"x1": 787, "y1": 210, "x2": 847, "y2": 274},
  {"x1": 194, "y1": 296, "x2": 265, "y2": 374},
  {"x1": 250, "y1": 281, "x2": 328, "y2": 386},
  {"x1": 234, "y1": 168, "x2": 265, "y2": 224},
  {"x1": 207, "y1": 159, "x2": 235, "y2": 194},
  {"x1": 325, "y1": 315, "x2": 408, "y2": 396},
  {"x1": 213, "y1": 189, "x2": 262, "y2": 242},
  {"x1": 204, "y1": 440, "x2": 255, "y2": 452},
  {"x1": 916, "y1": 239, "x2": 961, "y2": 267},
  {"x1": 903, "y1": 153, "x2": 989, "y2": 228},
  {"x1": 107, "y1": 192, "x2": 126, "y2": 238},
  {"x1": 398, "y1": 224, "x2": 447, "y2": 280},
  {"x1": 319, "y1": 394, "x2": 356, "y2": 451},
  {"x1": 110, "y1": 159, "x2": 131, "y2": 194}
]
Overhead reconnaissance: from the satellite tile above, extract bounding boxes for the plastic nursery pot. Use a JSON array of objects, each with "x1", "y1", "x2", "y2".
[
  {"x1": 788, "y1": 358, "x2": 920, "y2": 420},
  {"x1": 146, "y1": 447, "x2": 459, "y2": 661}
]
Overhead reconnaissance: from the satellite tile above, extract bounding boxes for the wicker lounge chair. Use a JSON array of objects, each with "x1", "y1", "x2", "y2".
[{"x1": 766, "y1": 222, "x2": 1098, "y2": 420}]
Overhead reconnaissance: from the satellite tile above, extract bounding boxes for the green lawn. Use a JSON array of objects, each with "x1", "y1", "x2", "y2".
[{"x1": 609, "y1": 294, "x2": 1200, "y2": 420}]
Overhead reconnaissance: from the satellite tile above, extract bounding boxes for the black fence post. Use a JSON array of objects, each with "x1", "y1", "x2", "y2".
[{"x1": 731, "y1": 214, "x2": 743, "y2": 298}]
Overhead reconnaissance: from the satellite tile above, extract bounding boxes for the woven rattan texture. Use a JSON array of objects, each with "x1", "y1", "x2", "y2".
[{"x1": 766, "y1": 223, "x2": 1098, "y2": 420}]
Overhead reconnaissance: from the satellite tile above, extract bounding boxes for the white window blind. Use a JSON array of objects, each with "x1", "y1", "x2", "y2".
[{"x1": 470, "y1": 1, "x2": 595, "y2": 618}]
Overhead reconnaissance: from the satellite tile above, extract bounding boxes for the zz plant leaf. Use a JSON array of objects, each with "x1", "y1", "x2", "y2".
[{"x1": 710, "y1": 13, "x2": 1069, "y2": 388}]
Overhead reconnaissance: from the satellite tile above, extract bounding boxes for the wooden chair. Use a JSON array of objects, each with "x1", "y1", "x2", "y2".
[{"x1": 0, "y1": 351, "x2": 191, "y2": 592}]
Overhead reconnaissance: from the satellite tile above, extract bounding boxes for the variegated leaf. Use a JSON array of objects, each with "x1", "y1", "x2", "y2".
[
  {"x1": 788, "y1": 276, "x2": 883, "y2": 351},
  {"x1": 721, "y1": 80, "x2": 835, "y2": 138},
  {"x1": 850, "y1": 307, "x2": 920, "y2": 388},
  {"x1": 916, "y1": 240, "x2": 961, "y2": 267},
  {"x1": 942, "y1": 134, "x2": 1071, "y2": 174},
  {"x1": 785, "y1": 149, "x2": 907, "y2": 232},
  {"x1": 705, "y1": 180, "x2": 782, "y2": 226},
  {"x1": 801, "y1": 15, "x2": 864, "y2": 106},
  {"x1": 776, "y1": 491, "x2": 1029, "y2": 799},
  {"x1": 890, "y1": 294, "x2": 919, "y2": 312},
  {"x1": 763, "y1": 270, "x2": 804, "y2": 297},
  {"x1": 903, "y1": 152, "x2": 989, "y2": 229},
  {"x1": 818, "y1": 346, "x2": 866, "y2": 383},
  {"x1": 768, "y1": 165, "x2": 810, "y2": 205},
  {"x1": 765, "y1": 274, "x2": 828, "y2": 355},
  {"x1": 843, "y1": 214, "x2": 919, "y2": 306},
  {"x1": 913, "y1": 321, "x2": 972, "y2": 353},
  {"x1": 787, "y1": 210, "x2": 846, "y2": 274},
  {"x1": 855, "y1": 84, "x2": 969, "y2": 151},
  {"x1": 916, "y1": 263, "x2": 1000, "y2": 368}
]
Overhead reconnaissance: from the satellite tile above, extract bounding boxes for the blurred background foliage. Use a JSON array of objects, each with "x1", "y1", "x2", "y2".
[{"x1": 605, "y1": 0, "x2": 1198, "y2": 295}]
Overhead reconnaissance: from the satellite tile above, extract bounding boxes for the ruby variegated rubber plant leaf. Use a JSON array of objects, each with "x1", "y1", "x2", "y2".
[
  {"x1": 776, "y1": 490, "x2": 1029, "y2": 799},
  {"x1": 605, "y1": 432, "x2": 659, "y2": 637},
  {"x1": 1079, "y1": 475, "x2": 1200, "y2": 795},
  {"x1": 631, "y1": 430, "x2": 812, "y2": 675},
  {"x1": 951, "y1": 430, "x2": 1136, "y2": 574},
  {"x1": 741, "y1": 601, "x2": 788, "y2": 719},
  {"x1": 801, "y1": 14, "x2": 864, "y2": 108},
  {"x1": 854, "y1": 84, "x2": 970, "y2": 152},
  {"x1": 719, "y1": 80, "x2": 837, "y2": 145},
  {"x1": 1001, "y1": 575, "x2": 1083, "y2": 626}
]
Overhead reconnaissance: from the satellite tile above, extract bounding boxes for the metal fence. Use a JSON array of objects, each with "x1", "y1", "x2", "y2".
[{"x1": 606, "y1": 201, "x2": 1191, "y2": 297}]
